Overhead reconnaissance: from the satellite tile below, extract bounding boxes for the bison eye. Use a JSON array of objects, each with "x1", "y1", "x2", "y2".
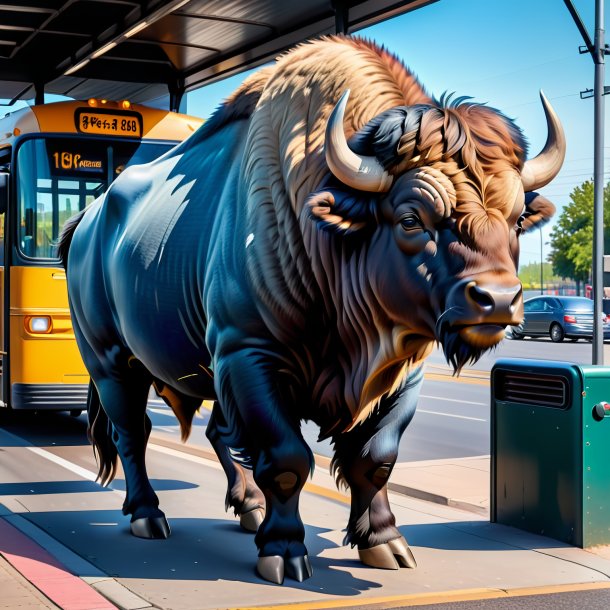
[{"x1": 399, "y1": 214, "x2": 422, "y2": 232}]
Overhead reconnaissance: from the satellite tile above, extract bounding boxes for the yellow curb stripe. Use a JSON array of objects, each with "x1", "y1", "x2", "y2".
[
  {"x1": 424, "y1": 372, "x2": 489, "y2": 386},
  {"x1": 426, "y1": 365, "x2": 489, "y2": 379},
  {"x1": 231, "y1": 581, "x2": 610, "y2": 610},
  {"x1": 303, "y1": 482, "x2": 349, "y2": 505}
]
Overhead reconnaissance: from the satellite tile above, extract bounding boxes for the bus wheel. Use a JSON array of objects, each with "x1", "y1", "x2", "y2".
[{"x1": 70, "y1": 409, "x2": 83, "y2": 417}]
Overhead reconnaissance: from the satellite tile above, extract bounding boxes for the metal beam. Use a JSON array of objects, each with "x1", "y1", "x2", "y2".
[
  {"x1": 55, "y1": 0, "x2": 191, "y2": 78},
  {"x1": 563, "y1": 0, "x2": 595, "y2": 56}
]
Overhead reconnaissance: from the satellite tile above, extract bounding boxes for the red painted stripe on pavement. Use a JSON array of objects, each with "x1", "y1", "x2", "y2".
[{"x1": 0, "y1": 517, "x2": 116, "y2": 610}]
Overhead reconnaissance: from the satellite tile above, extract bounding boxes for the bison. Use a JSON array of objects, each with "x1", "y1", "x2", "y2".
[{"x1": 59, "y1": 36, "x2": 564, "y2": 584}]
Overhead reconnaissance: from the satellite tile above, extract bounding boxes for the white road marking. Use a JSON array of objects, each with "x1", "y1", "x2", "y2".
[
  {"x1": 148, "y1": 442, "x2": 224, "y2": 471},
  {"x1": 157, "y1": 426, "x2": 178, "y2": 433},
  {"x1": 27, "y1": 447, "x2": 100, "y2": 482},
  {"x1": 419, "y1": 394, "x2": 487, "y2": 406},
  {"x1": 417, "y1": 409, "x2": 487, "y2": 422},
  {"x1": 148, "y1": 407, "x2": 173, "y2": 416}
]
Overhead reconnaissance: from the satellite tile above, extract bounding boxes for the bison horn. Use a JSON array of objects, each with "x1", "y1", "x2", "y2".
[
  {"x1": 521, "y1": 91, "x2": 566, "y2": 192},
  {"x1": 325, "y1": 90, "x2": 394, "y2": 193}
]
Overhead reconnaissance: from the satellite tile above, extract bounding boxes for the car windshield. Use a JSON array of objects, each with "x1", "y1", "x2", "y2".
[{"x1": 559, "y1": 298, "x2": 593, "y2": 312}]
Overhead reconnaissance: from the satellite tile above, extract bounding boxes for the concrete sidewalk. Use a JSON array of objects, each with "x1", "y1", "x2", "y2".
[
  {"x1": 390, "y1": 455, "x2": 489, "y2": 515},
  {"x1": 0, "y1": 430, "x2": 493, "y2": 610},
  {"x1": 4, "y1": 430, "x2": 610, "y2": 609}
]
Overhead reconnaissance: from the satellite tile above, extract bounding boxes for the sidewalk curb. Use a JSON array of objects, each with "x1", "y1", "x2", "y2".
[
  {"x1": 0, "y1": 428, "x2": 153, "y2": 610},
  {"x1": 1, "y1": 510, "x2": 152, "y2": 610},
  {"x1": 149, "y1": 432, "x2": 489, "y2": 516}
]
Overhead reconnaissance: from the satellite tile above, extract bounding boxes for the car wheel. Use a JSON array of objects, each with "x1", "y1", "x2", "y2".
[{"x1": 550, "y1": 323, "x2": 565, "y2": 343}]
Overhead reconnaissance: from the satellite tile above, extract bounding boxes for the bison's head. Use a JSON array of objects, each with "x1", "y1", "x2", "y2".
[{"x1": 306, "y1": 90, "x2": 564, "y2": 372}]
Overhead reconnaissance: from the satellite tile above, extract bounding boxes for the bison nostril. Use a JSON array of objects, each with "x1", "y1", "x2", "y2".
[
  {"x1": 510, "y1": 287, "x2": 523, "y2": 312},
  {"x1": 467, "y1": 283, "x2": 494, "y2": 311}
]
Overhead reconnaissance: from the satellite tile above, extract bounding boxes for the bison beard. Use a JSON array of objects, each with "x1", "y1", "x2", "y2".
[
  {"x1": 60, "y1": 35, "x2": 564, "y2": 585},
  {"x1": 438, "y1": 323, "x2": 489, "y2": 373}
]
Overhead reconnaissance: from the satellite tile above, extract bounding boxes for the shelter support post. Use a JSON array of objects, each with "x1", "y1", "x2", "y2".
[
  {"x1": 169, "y1": 78, "x2": 186, "y2": 114},
  {"x1": 332, "y1": 1, "x2": 349, "y2": 34},
  {"x1": 34, "y1": 82, "x2": 44, "y2": 106}
]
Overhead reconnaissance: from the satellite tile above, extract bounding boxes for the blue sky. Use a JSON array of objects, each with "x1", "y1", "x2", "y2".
[{"x1": 187, "y1": 0, "x2": 607, "y2": 269}]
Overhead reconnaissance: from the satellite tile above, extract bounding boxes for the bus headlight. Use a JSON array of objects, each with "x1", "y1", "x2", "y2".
[{"x1": 25, "y1": 316, "x2": 52, "y2": 334}]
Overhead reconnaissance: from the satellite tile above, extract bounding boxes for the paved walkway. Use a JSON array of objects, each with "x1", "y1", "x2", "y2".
[{"x1": 0, "y1": 551, "x2": 60, "y2": 610}]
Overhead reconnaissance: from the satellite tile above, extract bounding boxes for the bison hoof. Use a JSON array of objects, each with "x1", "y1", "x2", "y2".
[
  {"x1": 256, "y1": 554, "x2": 313, "y2": 584},
  {"x1": 240, "y1": 507, "x2": 265, "y2": 532},
  {"x1": 286, "y1": 555, "x2": 312, "y2": 582},
  {"x1": 130, "y1": 516, "x2": 171, "y2": 539},
  {"x1": 358, "y1": 536, "x2": 416, "y2": 569},
  {"x1": 257, "y1": 555, "x2": 284, "y2": 584}
]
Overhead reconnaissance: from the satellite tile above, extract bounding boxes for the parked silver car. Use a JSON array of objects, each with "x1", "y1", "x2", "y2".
[{"x1": 511, "y1": 296, "x2": 610, "y2": 342}]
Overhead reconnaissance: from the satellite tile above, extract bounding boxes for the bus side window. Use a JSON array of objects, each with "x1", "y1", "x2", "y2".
[
  {"x1": 0, "y1": 211, "x2": 4, "y2": 266},
  {"x1": 0, "y1": 171, "x2": 7, "y2": 265}
]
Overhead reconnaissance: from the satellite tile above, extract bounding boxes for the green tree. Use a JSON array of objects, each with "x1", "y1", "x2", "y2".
[
  {"x1": 548, "y1": 180, "x2": 610, "y2": 289},
  {"x1": 517, "y1": 262, "x2": 559, "y2": 289}
]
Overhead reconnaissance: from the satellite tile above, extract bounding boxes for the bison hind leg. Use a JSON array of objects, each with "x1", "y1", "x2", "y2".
[{"x1": 93, "y1": 367, "x2": 170, "y2": 539}]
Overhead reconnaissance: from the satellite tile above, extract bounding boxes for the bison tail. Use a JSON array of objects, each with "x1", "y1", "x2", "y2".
[
  {"x1": 86, "y1": 381, "x2": 118, "y2": 486},
  {"x1": 57, "y1": 208, "x2": 87, "y2": 270}
]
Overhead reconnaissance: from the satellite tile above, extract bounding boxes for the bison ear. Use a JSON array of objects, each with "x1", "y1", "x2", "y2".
[
  {"x1": 306, "y1": 189, "x2": 376, "y2": 235},
  {"x1": 520, "y1": 192, "x2": 556, "y2": 233}
]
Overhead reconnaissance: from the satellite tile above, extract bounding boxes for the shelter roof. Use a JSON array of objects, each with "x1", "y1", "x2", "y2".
[{"x1": 0, "y1": 0, "x2": 436, "y2": 108}]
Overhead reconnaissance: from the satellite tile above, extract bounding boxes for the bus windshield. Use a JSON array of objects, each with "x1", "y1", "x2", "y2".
[{"x1": 15, "y1": 136, "x2": 173, "y2": 260}]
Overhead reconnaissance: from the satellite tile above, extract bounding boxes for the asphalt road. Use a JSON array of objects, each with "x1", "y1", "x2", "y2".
[{"x1": 152, "y1": 333, "x2": 601, "y2": 464}]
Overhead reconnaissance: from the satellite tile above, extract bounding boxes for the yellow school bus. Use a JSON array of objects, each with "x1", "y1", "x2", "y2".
[{"x1": 0, "y1": 99, "x2": 203, "y2": 415}]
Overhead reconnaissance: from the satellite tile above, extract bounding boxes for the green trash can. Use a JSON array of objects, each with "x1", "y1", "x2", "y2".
[{"x1": 491, "y1": 358, "x2": 610, "y2": 547}]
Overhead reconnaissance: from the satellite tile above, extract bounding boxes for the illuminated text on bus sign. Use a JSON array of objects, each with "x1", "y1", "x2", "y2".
[{"x1": 75, "y1": 108, "x2": 142, "y2": 137}]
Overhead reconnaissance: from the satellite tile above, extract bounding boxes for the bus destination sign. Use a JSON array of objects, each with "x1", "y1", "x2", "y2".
[
  {"x1": 75, "y1": 109, "x2": 142, "y2": 138},
  {"x1": 51, "y1": 151, "x2": 104, "y2": 174}
]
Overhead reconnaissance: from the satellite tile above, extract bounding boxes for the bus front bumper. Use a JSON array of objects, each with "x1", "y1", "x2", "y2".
[{"x1": 10, "y1": 383, "x2": 88, "y2": 410}]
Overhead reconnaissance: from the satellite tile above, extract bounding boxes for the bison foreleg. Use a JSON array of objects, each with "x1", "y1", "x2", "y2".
[
  {"x1": 206, "y1": 402, "x2": 265, "y2": 531},
  {"x1": 215, "y1": 348, "x2": 314, "y2": 584},
  {"x1": 332, "y1": 366, "x2": 423, "y2": 570},
  {"x1": 95, "y1": 372, "x2": 169, "y2": 539}
]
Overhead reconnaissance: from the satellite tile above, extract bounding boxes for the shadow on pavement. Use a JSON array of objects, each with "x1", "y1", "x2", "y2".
[
  {"x1": 0, "y1": 410, "x2": 89, "y2": 446},
  {"x1": 399, "y1": 521, "x2": 571, "y2": 552},
  {"x1": 21, "y1": 509, "x2": 384, "y2": 595},
  {"x1": 0, "y1": 479, "x2": 198, "y2": 496}
]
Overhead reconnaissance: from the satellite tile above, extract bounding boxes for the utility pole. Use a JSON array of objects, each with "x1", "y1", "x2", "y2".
[
  {"x1": 593, "y1": 1, "x2": 606, "y2": 364},
  {"x1": 564, "y1": 0, "x2": 607, "y2": 364},
  {"x1": 540, "y1": 227, "x2": 544, "y2": 295}
]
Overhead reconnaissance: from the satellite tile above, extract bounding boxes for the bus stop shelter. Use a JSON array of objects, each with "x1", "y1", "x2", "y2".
[{"x1": 0, "y1": 0, "x2": 436, "y2": 110}]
